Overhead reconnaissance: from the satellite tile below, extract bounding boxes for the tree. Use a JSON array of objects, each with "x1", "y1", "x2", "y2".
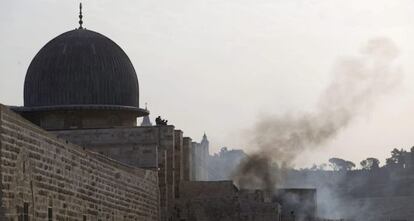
[
  {"x1": 329, "y1": 158, "x2": 355, "y2": 171},
  {"x1": 385, "y1": 148, "x2": 406, "y2": 168},
  {"x1": 345, "y1": 161, "x2": 356, "y2": 170},
  {"x1": 308, "y1": 163, "x2": 328, "y2": 171},
  {"x1": 360, "y1": 158, "x2": 380, "y2": 170}
]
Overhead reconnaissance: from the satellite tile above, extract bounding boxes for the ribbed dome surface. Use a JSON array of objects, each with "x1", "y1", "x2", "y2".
[{"x1": 24, "y1": 29, "x2": 139, "y2": 109}]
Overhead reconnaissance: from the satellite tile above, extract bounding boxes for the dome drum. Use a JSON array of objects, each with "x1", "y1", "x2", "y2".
[{"x1": 17, "y1": 108, "x2": 141, "y2": 130}]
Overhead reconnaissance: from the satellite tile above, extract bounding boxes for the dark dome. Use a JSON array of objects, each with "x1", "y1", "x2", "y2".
[{"x1": 24, "y1": 29, "x2": 144, "y2": 114}]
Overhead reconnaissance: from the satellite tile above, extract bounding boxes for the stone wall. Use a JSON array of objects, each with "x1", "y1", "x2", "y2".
[
  {"x1": 51, "y1": 127, "x2": 160, "y2": 169},
  {"x1": 0, "y1": 105, "x2": 159, "y2": 221},
  {"x1": 158, "y1": 150, "x2": 168, "y2": 221},
  {"x1": 347, "y1": 196, "x2": 414, "y2": 221},
  {"x1": 177, "y1": 181, "x2": 280, "y2": 221},
  {"x1": 174, "y1": 130, "x2": 183, "y2": 199},
  {"x1": 284, "y1": 168, "x2": 414, "y2": 220},
  {"x1": 18, "y1": 109, "x2": 138, "y2": 130},
  {"x1": 52, "y1": 125, "x2": 177, "y2": 221},
  {"x1": 275, "y1": 189, "x2": 317, "y2": 221},
  {"x1": 191, "y1": 142, "x2": 209, "y2": 181},
  {"x1": 182, "y1": 138, "x2": 192, "y2": 181},
  {"x1": 162, "y1": 128, "x2": 175, "y2": 221}
]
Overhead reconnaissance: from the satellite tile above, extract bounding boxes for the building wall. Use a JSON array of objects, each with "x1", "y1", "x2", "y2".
[
  {"x1": 191, "y1": 142, "x2": 198, "y2": 180},
  {"x1": 191, "y1": 142, "x2": 209, "y2": 181},
  {"x1": 208, "y1": 147, "x2": 247, "y2": 181},
  {"x1": 174, "y1": 130, "x2": 183, "y2": 199},
  {"x1": 344, "y1": 196, "x2": 414, "y2": 221},
  {"x1": 177, "y1": 181, "x2": 280, "y2": 221},
  {"x1": 52, "y1": 127, "x2": 159, "y2": 169},
  {"x1": 275, "y1": 189, "x2": 317, "y2": 221},
  {"x1": 284, "y1": 168, "x2": 414, "y2": 220},
  {"x1": 51, "y1": 125, "x2": 176, "y2": 221},
  {"x1": 182, "y1": 137, "x2": 193, "y2": 181},
  {"x1": 160, "y1": 127, "x2": 175, "y2": 221},
  {"x1": 158, "y1": 150, "x2": 168, "y2": 221},
  {"x1": 20, "y1": 109, "x2": 138, "y2": 130},
  {"x1": 0, "y1": 105, "x2": 159, "y2": 221}
]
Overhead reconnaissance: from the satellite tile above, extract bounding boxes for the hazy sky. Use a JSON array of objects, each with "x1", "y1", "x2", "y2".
[{"x1": 1, "y1": 0, "x2": 414, "y2": 167}]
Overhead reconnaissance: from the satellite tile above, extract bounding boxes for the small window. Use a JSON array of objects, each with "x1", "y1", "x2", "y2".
[
  {"x1": 48, "y1": 208, "x2": 52, "y2": 221},
  {"x1": 83, "y1": 215, "x2": 87, "y2": 221}
]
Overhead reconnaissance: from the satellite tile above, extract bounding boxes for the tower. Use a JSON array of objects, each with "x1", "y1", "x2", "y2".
[
  {"x1": 200, "y1": 133, "x2": 210, "y2": 180},
  {"x1": 141, "y1": 103, "x2": 153, "y2": 126},
  {"x1": 191, "y1": 133, "x2": 210, "y2": 181}
]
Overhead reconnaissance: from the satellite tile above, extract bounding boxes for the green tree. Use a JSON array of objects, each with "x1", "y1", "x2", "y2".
[
  {"x1": 360, "y1": 158, "x2": 380, "y2": 170},
  {"x1": 385, "y1": 148, "x2": 406, "y2": 167},
  {"x1": 329, "y1": 158, "x2": 355, "y2": 171}
]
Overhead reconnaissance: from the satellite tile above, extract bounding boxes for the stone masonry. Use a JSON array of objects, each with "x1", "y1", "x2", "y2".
[
  {"x1": 182, "y1": 138, "x2": 193, "y2": 181},
  {"x1": 52, "y1": 125, "x2": 177, "y2": 221},
  {"x1": 174, "y1": 130, "x2": 183, "y2": 199},
  {"x1": 0, "y1": 105, "x2": 159, "y2": 221},
  {"x1": 176, "y1": 181, "x2": 280, "y2": 221}
]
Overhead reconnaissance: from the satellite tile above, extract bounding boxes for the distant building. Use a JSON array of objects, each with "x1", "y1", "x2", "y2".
[
  {"x1": 274, "y1": 189, "x2": 317, "y2": 221},
  {"x1": 176, "y1": 181, "x2": 281, "y2": 221},
  {"x1": 208, "y1": 147, "x2": 247, "y2": 181},
  {"x1": 283, "y1": 167, "x2": 414, "y2": 221},
  {"x1": 191, "y1": 133, "x2": 210, "y2": 180},
  {"x1": 400, "y1": 147, "x2": 414, "y2": 169},
  {"x1": 141, "y1": 105, "x2": 153, "y2": 126}
]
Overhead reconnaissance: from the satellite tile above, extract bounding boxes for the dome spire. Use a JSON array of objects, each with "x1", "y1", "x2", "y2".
[
  {"x1": 202, "y1": 132, "x2": 208, "y2": 142},
  {"x1": 78, "y1": 2, "x2": 84, "y2": 29}
]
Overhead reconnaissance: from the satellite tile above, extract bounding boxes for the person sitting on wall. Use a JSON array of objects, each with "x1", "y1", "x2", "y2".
[{"x1": 155, "y1": 116, "x2": 168, "y2": 126}]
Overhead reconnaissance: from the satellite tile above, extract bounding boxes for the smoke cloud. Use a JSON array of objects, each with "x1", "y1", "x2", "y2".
[{"x1": 233, "y1": 38, "x2": 402, "y2": 192}]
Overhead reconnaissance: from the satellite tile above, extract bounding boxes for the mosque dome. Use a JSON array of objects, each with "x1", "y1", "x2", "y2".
[{"x1": 23, "y1": 28, "x2": 147, "y2": 116}]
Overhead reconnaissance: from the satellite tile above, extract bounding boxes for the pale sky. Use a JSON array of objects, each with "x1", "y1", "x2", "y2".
[{"x1": 1, "y1": 0, "x2": 414, "y2": 167}]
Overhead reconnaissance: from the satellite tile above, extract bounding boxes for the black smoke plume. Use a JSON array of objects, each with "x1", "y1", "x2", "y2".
[{"x1": 233, "y1": 38, "x2": 402, "y2": 193}]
